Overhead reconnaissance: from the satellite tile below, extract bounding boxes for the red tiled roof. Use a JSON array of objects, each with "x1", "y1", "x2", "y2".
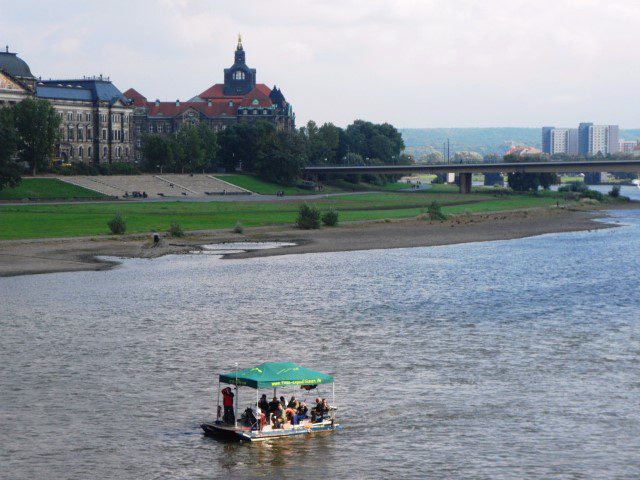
[
  {"x1": 146, "y1": 101, "x2": 239, "y2": 117},
  {"x1": 123, "y1": 87, "x2": 148, "y2": 107},
  {"x1": 198, "y1": 83, "x2": 272, "y2": 100}
]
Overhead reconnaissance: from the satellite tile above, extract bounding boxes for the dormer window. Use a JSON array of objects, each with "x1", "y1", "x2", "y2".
[
  {"x1": 233, "y1": 71, "x2": 245, "y2": 80},
  {"x1": 252, "y1": 99, "x2": 259, "y2": 106},
  {"x1": 228, "y1": 101, "x2": 234, "y2": 107}
]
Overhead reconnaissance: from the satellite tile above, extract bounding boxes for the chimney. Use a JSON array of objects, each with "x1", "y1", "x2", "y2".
[
  {"x1": 5, "y1": 45, "x2": 8, "y2": 53},
  {"x1": 176, "y1": 99, "x2": 180, "y2": 106}
]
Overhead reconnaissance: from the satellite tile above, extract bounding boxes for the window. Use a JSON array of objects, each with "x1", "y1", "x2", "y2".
[
  {"x1": 102, "y1": 129, "x2": 107, "y2": 140},
  {"x1": 88, "y1": 146, "x2": 92, "y2": 158},
  {"x1": 136, "y1": 139, "x2": 141, "y2": 147},
  {"x1": 69, "y1": 146, "x2": 74, "y2": 158},
  {"x1": 136, "y1": 125, "x2": 141, "y2": 134},
  {"x1": 252, "y1": 99, "x2": 259, "y2": 105},
  {"x1": 78, "y1": 146, "x2": 83, "y2": 158},
  {"x1": 77, "y1": 125, "x2": 83, "y2": 141},
  {"x1": 116, "y1": 146, "x2": 121, "y2": 158},
  {"x1": 67, "y1": 112, "x2": 73, "y2": 121},
  {"x1": 228, "y1": 101, "x2": 234, "y2": 107},
  {"x1": 87, "y1": 128, "x2": 92, "y2": 140},
  {"x1": 125, "y1": 148, "x2": 129, "y2": 158},
  {"x1": 60, "y1": 127, "x2": 65, "y2": 141},
  {"x1": 68, "y1": 126, "x2": 74, "y2": 141},
  {"x1": 103, "y1": 147, "x2": 108, "y2": 158},
  {"x1": 263, "y1": 110, "x2": 267, "y2": 115},
  {"x1": 252, "y1": 110, "x2": 257, "y2": 115},
  {"x1": 157, "y1": 124, "x2": 163, "y2": 133},
  {"x1": 233, "y1": 70, "x2": 245, "y2": 80},
  {"x1": 149, "y1": 124, "x2": 153, "y2": 133},
  {"x1": 242, "y1": 110, "x2": 247, "y2": 115}
]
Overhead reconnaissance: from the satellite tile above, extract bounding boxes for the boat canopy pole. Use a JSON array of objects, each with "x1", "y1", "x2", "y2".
[
  {"x1": 216, "y1": 378, "x2": 221, "y2": 420},
  {"x1": 333, "y1": 382, "x2": 335, "y2": 409},
  {"x1": 235, "y1": 363, "x2": 239, "y2": 427}
]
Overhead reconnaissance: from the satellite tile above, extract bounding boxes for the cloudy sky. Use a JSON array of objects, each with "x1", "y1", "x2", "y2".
[{"x1": 1, "y1": 0, "x2": 638, "y2": 128}]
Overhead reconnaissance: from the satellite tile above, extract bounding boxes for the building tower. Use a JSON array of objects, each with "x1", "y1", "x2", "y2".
[{"x1": 223, "y1": 35, "x2": 257, "y2": 96}]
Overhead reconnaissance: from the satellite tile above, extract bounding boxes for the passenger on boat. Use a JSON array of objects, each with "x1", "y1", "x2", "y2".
[
  {"x1": 287, "y1": 396, "x2": 300, "y2": 410},
  {"x1": 221, "y1": 387, "x2": 235, "y2": 424},
  {"x1": 311, "y1": 397, "x2": 329, "y2": 423},
  {"x1": 285, "y1": 407, "x2": 297, "y2": 424},
  {"x1": 268, "y1": 397, "x2": 281, "y2": 422},
  {"x1": 258, "y1": 394, "x2": 269, "y2": 415},
  {"x1": 280, "y1": 396, "x2": 286, "y2": 408},
  {"x1": 272, "y1": 404, "x2": 287, "y2": 429},
  {"x1": 293, "y1": 402, "x2": 308, "y2": 425}
]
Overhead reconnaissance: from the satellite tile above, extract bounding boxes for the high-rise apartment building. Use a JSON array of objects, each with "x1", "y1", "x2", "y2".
[
  {"x1": 542, "y1": 127, "x2": 578, "y2": 155},
  {"x1": 543, "y1": 123, "x2": 620, "y2": 156}
]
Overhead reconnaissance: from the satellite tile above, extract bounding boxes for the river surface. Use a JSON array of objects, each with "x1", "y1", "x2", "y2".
[{"x1": 2, "y1": 201, "x2": 640, "y2": 479}]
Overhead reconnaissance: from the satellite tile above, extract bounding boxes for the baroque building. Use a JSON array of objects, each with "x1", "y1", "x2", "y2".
[
  {"x1": 0, "y1": 47, "x2": 134, "y2": 165},
  {"x1": 124, "y1": 36, "x2": 295, "y2": 161}
]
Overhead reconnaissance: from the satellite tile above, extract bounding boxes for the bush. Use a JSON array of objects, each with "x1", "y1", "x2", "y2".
[
  {"x1": 233, "y1": 221, "x2": 244, "y2": 234},
  {"x1": 608, "y1": 185, "x2": 621, "y2": 198},
  {"x1": 168, "y1": 221, "x2": 184, "y2": 237},
  {"x1": 559, "y1": 181, "x2": 588, "y2": 193},
  {"x1": 296, "y1": 203, "x2": 321, "y2": 229},
  {"x1": 321, "y1": 209, "x2": 339, "y2": 227},
  {"x1": 580, "y1": 189, "x2": 604, "y2": 201},
  {"x1": 107, "y1": 213, "x2": 126, "y2": 234},
  {"x1": 427, "y1": 201, "x2": 447, "y2": 221}
]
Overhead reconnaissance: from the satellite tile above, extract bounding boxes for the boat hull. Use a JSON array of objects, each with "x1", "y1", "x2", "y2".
[{"x1": 201, "y1": 420, "x2": 340, "y2": 442}]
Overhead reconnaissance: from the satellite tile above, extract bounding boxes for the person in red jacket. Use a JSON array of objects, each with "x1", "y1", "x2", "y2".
[{"x1": 221, "y1": 387, "x2": 235, "y2": 425}]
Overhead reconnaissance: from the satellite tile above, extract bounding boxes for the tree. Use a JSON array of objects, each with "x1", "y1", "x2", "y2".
[
  {"x1": 175, "y1": 124, "x2": 205, "y2": 173},
  {"x1": 0, "y1": 107, "x2": 21, "y2": 191},
  {"x1": 507, "y1": 172, "x2": 540, "y2": 191},
  {"x1": 218, "y1": 121, "x2": 275, "y2": 172},
  {"x1": 198, "y1": 124, "x2": 219, "y2": 171},
  {"x1": 256, "y1": 130, "x2": 307, "y2": 184},
  {"x1": 141, "y1": 135, "x2": 174, "y2": 172},
  {"x1": 344, "y1": 120, "x2": 404, "y2": 164},
  {"x1": 13, "y1": 98, "x2": 60, "y2": 175}
]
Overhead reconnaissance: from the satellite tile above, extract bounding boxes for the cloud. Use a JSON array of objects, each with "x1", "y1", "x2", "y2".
[{"x1": 1, "y1": 0, "x2": 639, "y2": 127}]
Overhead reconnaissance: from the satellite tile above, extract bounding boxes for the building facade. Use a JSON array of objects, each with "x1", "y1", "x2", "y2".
[
  {"x1": 619, "y1": 139, "x2": 638, "y2": 154},
  {"x1": 0, "y1": 47, "x2": 134, "y2": 165},
  {"x1": 0, "y1": 47, "x2": 35, "y2": 106},
  {"x1": 36, "y1": 78, "x2": 134, "y2": 164},
  {"x1": 124, "y1": 36, "x2": 295, "y2": 161}
]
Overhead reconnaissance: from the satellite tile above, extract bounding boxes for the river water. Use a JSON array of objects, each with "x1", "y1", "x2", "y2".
[{"x1": 1, "y1": 189, "x2": 640, "y2": 479}]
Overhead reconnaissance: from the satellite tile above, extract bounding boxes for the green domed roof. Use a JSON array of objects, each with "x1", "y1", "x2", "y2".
[{"x1": 0, "y1": 50, "x2": 34, "y2": 78}]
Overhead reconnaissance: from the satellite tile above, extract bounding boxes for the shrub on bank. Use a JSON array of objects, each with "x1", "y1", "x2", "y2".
[
  {"x1": 296, "y1": 204, "x2": 321, "y2": 229},
  {"x1": 233, "y1": 221, "x2": 244, "y2": 234},
  {"x1": 107, "y1": 213, "x2": 126, "y2": 234},
  {"x1": 608, "y1": 185, "x2": 621, "y2": 198},
  {"x1": 580, "y1": 189, "x2": 604, "y2": 202},
  {"x1": 321, "y1": 209, "x2": 339, "y2": 227},
  {"x1": 427, "y1": 201, "x2": 447, "y2": 221},
  {"x1": 168, "y1": 221, "x2": 184, "y2": 237}
]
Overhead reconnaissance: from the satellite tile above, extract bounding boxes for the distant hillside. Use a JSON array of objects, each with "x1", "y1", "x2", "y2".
[{"x1": 400, "y1": 128, "x2": 640, "y2": 157}]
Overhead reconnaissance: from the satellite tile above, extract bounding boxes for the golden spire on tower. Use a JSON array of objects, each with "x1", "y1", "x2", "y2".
[{"x1": 237, "y1": 33, "x2": 243, "y2": 50}]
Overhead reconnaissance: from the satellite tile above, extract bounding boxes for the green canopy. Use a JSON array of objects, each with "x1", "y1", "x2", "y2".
[{"x1": 219, "y1": 361, "x2": 334, "y2": 389}]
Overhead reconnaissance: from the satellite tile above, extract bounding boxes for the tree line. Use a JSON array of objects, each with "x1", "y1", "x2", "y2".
[
  {"x1": 141, "y1": 119, "x2": 409, "y2": 185},
  {"x1": 0, "y1": 98, "x2": 60, "y2": 190}
]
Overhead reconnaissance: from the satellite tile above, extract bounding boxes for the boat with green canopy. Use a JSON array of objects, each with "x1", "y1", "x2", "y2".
[{"x1": 201, "y1": 361, "x2": 340, "y2": 442}]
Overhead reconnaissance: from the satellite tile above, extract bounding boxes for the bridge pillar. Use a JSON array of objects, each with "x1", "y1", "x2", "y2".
[{"x1": 458, "y1": 172, "x2": 472, "y2": 194}]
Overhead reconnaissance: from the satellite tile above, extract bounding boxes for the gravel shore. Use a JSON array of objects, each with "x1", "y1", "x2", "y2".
[{"x1": 0, "y1": 205, "x2": 633, "y2": 277}]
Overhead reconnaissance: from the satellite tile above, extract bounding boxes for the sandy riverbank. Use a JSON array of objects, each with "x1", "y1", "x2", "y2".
[{"x1": 0, "y1": 204, "x2": 636, "y2": 277}]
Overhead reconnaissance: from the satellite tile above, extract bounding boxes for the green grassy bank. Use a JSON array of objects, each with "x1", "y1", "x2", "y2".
[
  {"x1": 0, "y1": 178, "x2": 106, "y2": 201},
  {"x1": 0, "y1": 189, "x2": 570, "y2": 240}
]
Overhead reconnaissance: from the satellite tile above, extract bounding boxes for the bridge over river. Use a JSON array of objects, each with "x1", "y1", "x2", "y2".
[{"x1": 305, "y1": 159, "x2": 640, "y2": 193}]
